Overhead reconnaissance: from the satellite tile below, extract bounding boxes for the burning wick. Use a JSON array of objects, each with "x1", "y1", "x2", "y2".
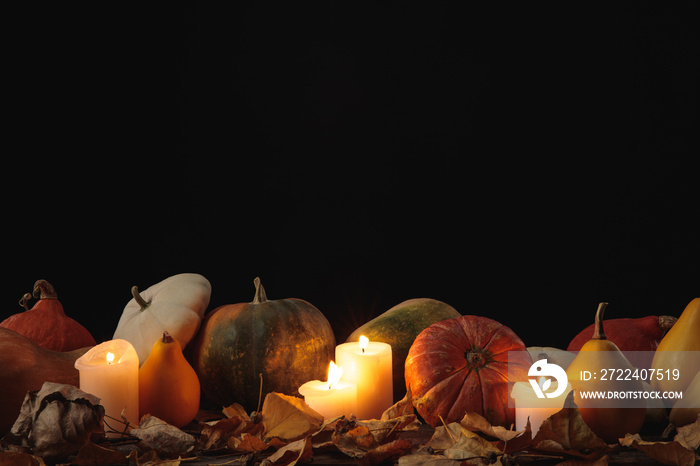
[
  {"x1": 327, "y1": 361, "x2": 343, "y2": 390},
  {"x1": 359, "y1": 335, "x2": 369, "y2": 354},
  {"x1": 106, "y1": 352, "x2": 115, "y2": 365}
]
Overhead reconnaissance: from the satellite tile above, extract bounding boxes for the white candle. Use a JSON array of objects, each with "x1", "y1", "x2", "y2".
[
  {"x1": 335, "y1": 336, "x2": 393, "y2": 420},
  {"x1": 510, "y1": 380, "x2": 572, "y2": 435},
  {"x1": 299, "y1": 361, "x2": 357, "y2": 420},
  {"x1": 74, "y1": 339, "x2": 139, "y2": 436}
]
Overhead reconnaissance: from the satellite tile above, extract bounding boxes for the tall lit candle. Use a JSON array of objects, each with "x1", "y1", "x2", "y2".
[
  {"x1": 510, "y1": 379, "x2": 572, "y2": 435},
  {"x1": 335, "y1": 336, "x2": 393, "y2": 419},
  {"x1": 299, "y1": 361, "x2": 357, "y2": 420},
  {"x1": 74, "y1": 339, "x2": 139, "y2": 436}
]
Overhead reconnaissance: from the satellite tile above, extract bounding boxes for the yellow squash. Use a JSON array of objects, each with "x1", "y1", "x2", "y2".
[
  {"x1": 566, "y1": 303, "x2": 646, "y2": 443},
  {"x1": 650, "y1": 297, "x2": 700, "y2": 397},
  {"x1": 669, "y1": 369, "x2": 700, "y2": 427},
  {"x1": 139, "y1": 332, "x2": 200, "y2": 428}
]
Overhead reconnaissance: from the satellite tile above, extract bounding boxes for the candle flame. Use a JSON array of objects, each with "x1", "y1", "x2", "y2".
[
  {"x1": 327, "y1": 361, "x2": 343, "y2": 390},
  {"x1": 106, "y1": 352, "x2": 115, "y2": 364},
  {"x1": 359, "y1": 335, "x2": 369, "y2": 354}
]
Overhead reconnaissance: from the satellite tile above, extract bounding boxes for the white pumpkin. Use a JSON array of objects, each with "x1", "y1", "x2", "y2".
[{"x1": 113, "y1": 273, "x2": 211, "y2": 365}]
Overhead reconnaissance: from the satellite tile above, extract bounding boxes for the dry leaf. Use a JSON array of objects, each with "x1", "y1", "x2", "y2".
[
  {"x1": 674, "y1": 414, "x2": 700, "y2": 451},
  {"x1": 199, "y1": 417, "x2": 244, "y2": 450},
  {"x1": 134, "y1": 449, "x2": 181, "y2": 466},
  {"x1": 71, "y1": 441, "x2": 129, "y2": 465},
  {"x1": 397, "y1": 449, "x2": 464, "y2": 465},
  {"x1": 261, "y1": 393, "x2": 323, "y2": 443},
  {"x1": 6, "y1": 382, "x2": 105, "y2": 462},
  {"x1": 261, "y1": 437, "x2": 312, "y2": 466},
  {"x1": 222, "y1": 403, "x2": 250, "y2": 420},
  {"x1": 357, "y1": 415, "x2": 420, "y2": 444},
  {"x1": 532, "y1": 405, "x2": 609, "y2": 460},
  {"x1": 358, "y1": 439, "x2": 414, "y2": 465},
  {"x1": 0, "y1": 451, "x2": 46, "y2": 466},
  {"x1": 423, "y1": 420, "x2": 502, "y2": 464},
  {"x1": 228, "y1": 432, "x2": 268, "y2": 453},
  {"x1": 620, "y1": 433, "x2": 697, "y2": 466},
  {"x1": 380, "y1": 386, "x2": 414, "y2": 421},
  {"x1": 443, "y1": 429, "x2": 501, "y2": 462},
  {"x1": 333, "y1": 424, "x2": 379, "y2": 456},
  {"x1": 459, "y1": 411, "x2": 521, "y2": 443},
  {"x1": 425, "y1": 422, "x2": 464, "y2": 451},
  {"x1": 130, "y1": 415, "x2": 196, "y2": 458},
  {"x1": 555, "y1": 456, "x2": 610, "y2": 466},
  {"x1": 199, "y1": 414, "x2": 264, "y2": 451}
]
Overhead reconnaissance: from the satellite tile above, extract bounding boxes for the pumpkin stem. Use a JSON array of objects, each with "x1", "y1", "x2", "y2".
[
  {"x1": 33, "y1": 279, "x2": 57, "y2": 300},
  {"x1": 591, "y1": 302, "x2": 609, "y2": 340},
  {"x1": 162, "y1": 331, "x2": 174, "y2": 344},
  {"x1": 18, "y1": 293, "x2": 32, "y2": 310},
  {"x1": 658, "y1": 315, "x2": 677, "y2": 334},
  {"x1": 131, "y1": 286, "x2": 150, "y2": 310},
  {"x1": 257, "y1": 372, "x2": 263, "y2": 412},
  {"x1": 252, "y1": 277, "x2": 268, "y2": 304}
]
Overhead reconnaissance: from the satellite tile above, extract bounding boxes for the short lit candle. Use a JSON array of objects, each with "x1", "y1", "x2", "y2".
[
  {"x1": 74, "y1": 339, "x2": 139, "y2": 436},
  {"x1": 510, "y1": 378, "x2": 572, "y2": 435},
  {"x1": 335, "y1": 336, "x2": 393, "y2": 419},
  {"x1": 299, "y1": 361, "x2": 357, "y2": 420}
]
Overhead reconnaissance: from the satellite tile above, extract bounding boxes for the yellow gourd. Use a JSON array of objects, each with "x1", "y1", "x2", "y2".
[
  {"x1": 669, "y1": 370, "x2": 700, "y2": 427},
  {"x1": 139, "y1": 332, "x2": 200, "y2": 428},
  {"x1": 650, "y1": 298, "x2": 700, "y2": 397},
  {"x1": 566, "y1": 303, "x2": 646, "y2": 443}
]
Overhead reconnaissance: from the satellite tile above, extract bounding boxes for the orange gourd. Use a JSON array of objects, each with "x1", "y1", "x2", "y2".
[
  {"x1": 0, "y1": 327, "x2": 91, "y2": 435},
  {"x1": 138, "y1": 332, "x2": 200, "y2": 428},
  {"x1": 1, "y1": 280, "x2": 96, "y2": 352}
]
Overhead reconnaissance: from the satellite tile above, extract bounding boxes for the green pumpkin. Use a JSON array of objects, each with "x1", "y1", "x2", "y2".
[
  {"x1": 192, "y1": 278, "x2": 335, "y2": 412},
  {"x1": 346, "y1": 298, "x2": 461, "y2": 402}
]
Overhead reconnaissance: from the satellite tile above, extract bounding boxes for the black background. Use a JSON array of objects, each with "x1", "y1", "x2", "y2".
[{"x1": 3, "y1": 3, "x2": 698, "y2": 350}]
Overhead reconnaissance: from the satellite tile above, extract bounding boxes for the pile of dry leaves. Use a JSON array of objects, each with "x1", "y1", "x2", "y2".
[{"x1": 0, "y1": 382, "x2": 698, "y2": 466}]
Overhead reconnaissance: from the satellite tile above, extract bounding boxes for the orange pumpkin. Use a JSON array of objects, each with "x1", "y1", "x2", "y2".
[
  {"x1": 1, "y1": 280, "x2": 95, "y2": 352},
  {"x1": 404, "y1": 315, "x2": 532, "y2": 428}
]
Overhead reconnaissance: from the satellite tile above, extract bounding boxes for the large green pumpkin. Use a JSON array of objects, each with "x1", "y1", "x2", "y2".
[{"x1": 192, "y1": 278, "x2": 335, "y2": 412}]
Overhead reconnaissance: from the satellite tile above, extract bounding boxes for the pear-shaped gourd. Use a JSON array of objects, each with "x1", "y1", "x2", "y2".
[
  {"x1": 669, "y1": 369, "x2": 700, "y2": 427},
  {"x1": 650, "y1": 298, "x2": 700, "y2": 397},
  {"x1": 566, "y1": 303, "x2": 646, "y2": 443},
  {"x1": 139, "y1": 332, "x2": 200, "y2": 428}
]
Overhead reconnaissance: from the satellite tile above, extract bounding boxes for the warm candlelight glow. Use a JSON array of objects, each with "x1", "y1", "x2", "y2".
[
  {"x1": 75, "y1": 339, "x2": 139, "y2": 437},
  {"x1": 359, "y1": 335, "x2": 369, "y2": 354},
  {"x1": 336, "y1": 338, "x2": 393, "y2": 419},
  {"x1": 327, "y1": 361, "x2": 343, "y2": 390},
  {"x1": 511, "y1": 380, "x2": 572, "y2": 434},
  {"x1": 299, "y1": 361, "x2": 357, "y2": 419}
]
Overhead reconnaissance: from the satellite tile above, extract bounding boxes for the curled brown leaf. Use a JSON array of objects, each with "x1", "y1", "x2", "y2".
[{"x1": 620, "y1": 433, "x2": 697, "y2": 466}]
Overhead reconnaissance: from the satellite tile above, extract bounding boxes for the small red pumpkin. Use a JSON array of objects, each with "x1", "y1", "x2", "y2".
[
  {"x1": 0, "y1": 280, "x2": 96, "y2": 352},
  {"x1": 404, "y1": 315, "x2": 531, "y2": 428},
  {"x1": 567, "y1": 315, "x2": 676, "y2": 369}
]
